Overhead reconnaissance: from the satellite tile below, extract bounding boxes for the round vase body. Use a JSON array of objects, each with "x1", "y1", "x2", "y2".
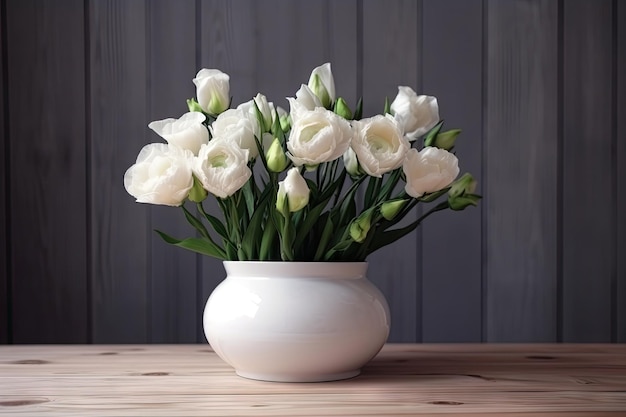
[{"x1": 203, "y1": 261, "x2": 390, "y2": 382}]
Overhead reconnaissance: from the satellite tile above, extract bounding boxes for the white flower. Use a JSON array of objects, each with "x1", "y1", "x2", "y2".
[
  {"x1": 276, "y1": 167, "x2": 310, "y2": 214},
  {"x1": 286, "y1": 107, "x2": 352, "y2": 167},
  {"x1": 211, "y1": 108, "x2": 261, "y2": 160},
  {"x1": 238, "y1": 93, "x2": 274, "y2": 132},
  {"x1": 403, "y1": 146, "x2": 459, "y2": 198},
  {"x1": 193, "y1": 140, "x2": 252, "y2": 199},
  {"x1": 124, "y1": 143, "x2": 194, "y2": 206},
  {"x1": 193, "y1": 69, "x2": 230, "y2": 115},
  {"x1": 307, "y1": 63, "x2": 335, "y2": 108},
  {"x1": 390, "y1": 86, "x2": 439, "y2": 139},
  {"x1": 295, "y1": 84, "x2": 322, "y2": 111},
  {"x1": 148, "y1": 112, "x2": 208, "y2": 155},
  {"x1": 350, "y1": 114, "x2": 410, "y2": 177}
]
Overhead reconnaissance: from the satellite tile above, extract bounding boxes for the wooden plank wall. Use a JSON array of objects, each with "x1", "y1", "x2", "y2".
[{"x1": 0, "y1": 0, "x2": 624, "y2": 343}]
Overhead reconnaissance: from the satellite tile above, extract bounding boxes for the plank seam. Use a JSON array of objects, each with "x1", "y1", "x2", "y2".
[
  {"x1": 145, "y1": 0, "x2": 153, "y2": 344},
  {"x1": 610, "y1": 0, "x2": 618, "y2": 344},
  {"x1": 556, "y1": 0, "x2": 564, "y2": 344},
  {"x1": 480, "y1": 0, "x2": 488, "y2": 343},
  {"x1": 416, "y1": 0, "x2": 423, "y2": 344}
]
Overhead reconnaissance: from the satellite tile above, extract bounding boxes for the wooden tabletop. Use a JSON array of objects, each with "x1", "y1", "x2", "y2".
[{"x1": 0, "y1": 344, "x2": 625, "y2": 416}]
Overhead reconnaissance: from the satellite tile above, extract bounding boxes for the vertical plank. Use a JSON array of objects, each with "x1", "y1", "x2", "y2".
[
  {"x1": 362, "y1": 0, "x2": 420, "y2": 342},
  {"x1": 0, "y1": 0, "x2": 7, "y2": 343},
  {"x1": 90, "y1": 0, "x2": 149, "y2": 343},
  {"x1": 148, "y1": 0, "x2": 198, "y2": 343},
  {"x1": 198, "y1": 0, "x2": 358, "y2": 342},
  {"x1": 7, "y1": 0, "x2": 88, "y2": 342},
  {"x1": 421, "y1": 0, "x2": 483, "y2": 342},
  {"x1": 618, "y1": 0, "x2": 626, "y2": 343},
  {"x1": 562, "y1": 0, "x2": 614, "y2": 342},
  {"x1": 486, "y1": 0, "x2": 558, "y2": 341}
]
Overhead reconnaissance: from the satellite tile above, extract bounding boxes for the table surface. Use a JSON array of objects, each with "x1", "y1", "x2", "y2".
[{"x1": 1, "y1": 344, "x2": 625, "y2": 416}]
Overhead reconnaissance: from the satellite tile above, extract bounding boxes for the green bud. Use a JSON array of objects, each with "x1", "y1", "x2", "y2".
[
  {"x1": 380, "y1": 199, "x2": 409, "y2": 221},
  {"x1": 266, "y1": 138, "x2": 289, "y2": 173},
  {"x1": 448, "y1": 194, "x2": 481, "y2": 211},
  {"x1": 276, "y1": 168, "x2": 310, "y2": 216},
  {"x1": 349, "y1": 209, "x2": 373, "y2": 243},
  {"x1": 186, "y1": 98, "x2": 204, "y2": 114},
  {"x1": 434, "y1": 129, "x2": 461, "y2": 150},
  {"x1": 309, "y1": 73, "x2": 332, "y2": 108},
  {"x1": 188, "y1": 175, "x2": 208, "y2": 203},
  {"x1": 343, "y1": 148, "x2": 362, "y2": 177},
  {"x1": 334, "y1": 97, "x2": 353, "y2": 120},
  {"x1": 448, "y1": 173, "x2": 477, "y2": 198}
]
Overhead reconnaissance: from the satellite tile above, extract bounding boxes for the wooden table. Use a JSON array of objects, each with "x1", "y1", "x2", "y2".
[{"x1": 1, "y1": 344, "x2": 625, "y2": 416}]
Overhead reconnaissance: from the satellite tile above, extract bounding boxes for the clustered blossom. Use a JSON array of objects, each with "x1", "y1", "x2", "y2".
[{"x1": 124, "y1": 63, "x2": 478, "y2": 261}]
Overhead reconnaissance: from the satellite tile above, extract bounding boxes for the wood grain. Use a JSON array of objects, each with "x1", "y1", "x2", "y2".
[
  {"x1": 0, "y1": 344, "x2": 625, "y2": 416},
  {"x1": 362, "y1": 0, "x2": 421, "y2": 342},
  {"x1": 6, "y1": 0, "x2": 88, "y2": 343},
  {"x1": 562, "y1": 0, "x2": 614, "y2": 342},
  {"x1": 618, "y1": 0, "x2": 626, "y2": 343},
  {"x1": 0, "y1": 0, "x2": 7, "y2": 344},
  {"x1": 147, "y1": 0, "x2": 199, "y2": 343},
  {"x1": 89, "y1": 0, "x2": 149, "y2": 342},
  {"x1": 485, "y1": 0, "x2": 558, "y2": 341},
  {"x1": 421, "y1": 0, "x2": 483, "y2": 342}
]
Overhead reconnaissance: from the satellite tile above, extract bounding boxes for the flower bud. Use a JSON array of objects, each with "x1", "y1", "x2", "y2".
[
  {"x1": 193, "y1": 68, "x2": 230, "y2": 115},
  {"x1": 266, "y1": 138, "x2": 289, "y2": 173},
  {"x1": 448, "y1": 194, "x2": 480, "y2": 211},
  {"x1": 381, "y1": 199, "x2": 408, "y2": 221},
  {"x1": 343, "y1": 148, "x2": 362, "y2": 177},
  {"x1": 434, "y1": 129, "x2": 461, "y2": 151},
  {"x1": 448, "y1": 173, "x2": 477, "y2": 198},
  {"x1": 307, "y1": 63, "x2": 335, "y2": 109},
  {"x1": 276, "y1": 168, "x2": 310, "y2": 215},
  {"x1": 349, "y1": 209, "x2": 373, "y2": 243},
  {"x1": 188, "y1": 174, "x2": 208, "y2": 203},
  {"x1": 334, "y1": 97, "x2": 353, "y2": 120},
  {"x1": 276, "y1": 106, "x2": 291, "y2": 132},
  {"x1": 186, "y1": 98, "x2": 204, "y2": 114}
]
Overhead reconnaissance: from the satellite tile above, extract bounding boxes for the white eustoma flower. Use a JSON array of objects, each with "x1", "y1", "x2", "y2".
[
  {"x1": 148, "y1": 112, "x2": 208, "y2": 155},
  {"x1": 211, "y1": 108, "x2": 261, "y2": 160},
  {"x1": 238, "y1": 93, "x2": 274, "y2": 132},
  {"x1": 307, "y1": 63, "x2": 335, "y2": 108},
  {"x1": 193, "y1": 140, "x2": 252, "y2": 199},
  {"x1": 276, "y1": 167, "x2": 310, "y2": 214},
  {"x1": 124, "y1": 143, "x2": 194, "y2": 206},
  {"x1": 193, "y1": 69, "x2": 230, "y2": 115},
  {"x1": 294, "y1": 84, "x2": 322, "y2": 111},
  {"x1": 390, "y1": 86, "x2": 439, "y2": 139},
  {"x1": 350, "y1": 114, "x2": 410, "y2": 177},
  {"x1": 403, "y1": 146, "x2": 459, "y2": 198},
  {"x1": 286, "y1": 107, "x2": 352, "y2": 167}
]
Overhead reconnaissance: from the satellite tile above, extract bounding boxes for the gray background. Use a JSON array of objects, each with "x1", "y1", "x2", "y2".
[{"x1": 1, "y1": 0, "x2": 624, "y2": 343}]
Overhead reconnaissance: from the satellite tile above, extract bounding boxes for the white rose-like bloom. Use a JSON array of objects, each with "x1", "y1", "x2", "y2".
[
  {"x1": 124, "y1": 143, "x2": 194, "y2": 206},
  {"x1": 148, "y1": 112, "x2": 208, "y2": 155},
  {"x1": 277, "y1": 167, "x2": 310, "y2": 213},
  {"x1": 307, "y1": 63, "x2": 335, "y2": 107},
  {"x1": 390, "y1": 86, "x2": 439, "y2": 139},
  {"x1": 403, "y1": 146, "x2": 460, "y2": 198},
  {"x1": 193, "y1": 140, "x2": 252, "y2": 199},
  {"x1": 210, "y1": 108, "x2": 261, "y2": 160},
  {"x1": 193, "y1": 69, "x2": 230, "y2": 115},
  {"x1": 286, "y1": 107, "x2": 352, "y2": 167},
  {"x1": 351, "y1": 114, "x2": 410, "y2": 177}
]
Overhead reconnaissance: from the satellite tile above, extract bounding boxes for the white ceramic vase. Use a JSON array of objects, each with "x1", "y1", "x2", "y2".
[{"x1": 203, "y1": 261, "x2": 390, "y2": 382}]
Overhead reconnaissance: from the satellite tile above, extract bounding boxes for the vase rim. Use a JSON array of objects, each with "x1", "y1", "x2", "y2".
[{"x1": 223, "y1": 261, "x2": 368, "y2": 278}]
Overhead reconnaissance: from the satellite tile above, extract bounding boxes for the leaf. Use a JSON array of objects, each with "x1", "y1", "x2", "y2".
[
  {"x1": 197, "y1": 203, "x2": 229, "y2": 240},
  {"x1": 155, "y1": 230, "x2": 226, "y2": 260},
  {"x1": 259, "y1": 218, "x2": 277, "y2": 261},
  {"x1": 181, "y1": 204, "x2": 210, "y2": 240},
  {"x1": 314, "y1": 215, "x2": 334, "y2": 261},
  {"x1": 423, "y1": 120, "x2": 445, "y2": 147},
  {"x1": 241, "y1": 189, "x2": 272, "y2": 259},
  {"x1": 293, "y1": 196, "x2": 332, "y2": 250},
  {"x1": 354, "y1": 97, "x2": 363, "y2": 120}
]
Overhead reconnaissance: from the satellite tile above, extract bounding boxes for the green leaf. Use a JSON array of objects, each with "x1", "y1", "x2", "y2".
[
  {"x1": 314, "y1": 215, "x2": 334, "y2": 261},
  {"x1": 293, "y1": 196, "x2": 332, "y2": 250},
  {"x1": 354, "y1": 97, "x2": 363, "y2": 120},
  {"x1": 364, "y1": 176, "x2": 382, "y2": 208},
  {"x1": 155, "y1": 230, "x2": 226, "y2": 260},
  {"x1": 181, "y1": 204, "x2": 210, "y2": 240},
  {"x1": 423, "y1": 120, "x2": 445, "y2": 146},
  {"x1": 241, "y1": 188, "x2": 272, "y2": 259},
  {"x1": 383, "y1": 96, "x2": 391, "y2": 115},
  {"x1": 259, "y1": 217, "x2": 278, "y2": 261},
  {"x1": 197, "y1": 203, "x2": 229, "y2": 240},
  {"x1": 418, "y1": 188, "x2": 449, "y2": 203}
]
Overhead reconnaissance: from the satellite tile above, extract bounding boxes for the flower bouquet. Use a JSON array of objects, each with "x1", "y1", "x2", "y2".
[{"x1": 124, "y1": 63, "x2": 480, "y2": 263}]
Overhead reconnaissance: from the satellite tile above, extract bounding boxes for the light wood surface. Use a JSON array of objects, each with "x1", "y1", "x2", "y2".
[{"x1": 1, "y1": 344, "x2": 625, "y2": 416}]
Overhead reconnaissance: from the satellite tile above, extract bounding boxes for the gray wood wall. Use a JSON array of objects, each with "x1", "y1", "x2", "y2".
[{"x1": 1, "y1": 0, "x2": 624, "y2": 344}]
